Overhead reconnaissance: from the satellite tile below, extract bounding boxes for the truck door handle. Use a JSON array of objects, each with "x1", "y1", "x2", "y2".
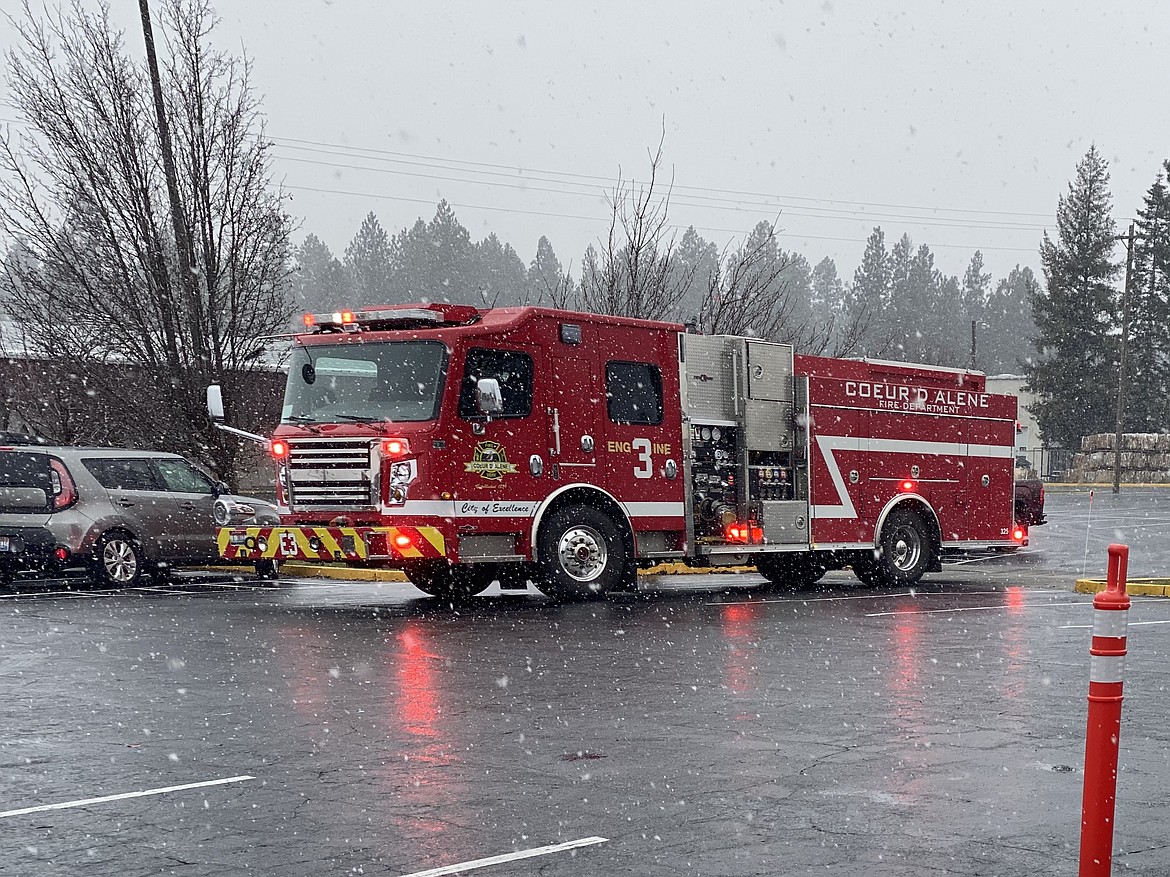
[
  {"x1": 115, "y1": 498, "x2": 134, "y2": 508},
  {"x1": 180, "y1": 501, "x2": 198, "y2": 511}
]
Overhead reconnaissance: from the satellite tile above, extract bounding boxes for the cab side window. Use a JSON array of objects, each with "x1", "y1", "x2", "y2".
[
  {"x1": 606, "y1": 361, "x2": 663, "y2": 425},
  {"x1": 458, "y1": 348, "x2": 534, "y2": 419},
  {"x1": 84, "y1": 458, "x2": 163, "y2": 491},
  {"x1": 155, "y1": 459, "x2": 216, "y2": 495}
]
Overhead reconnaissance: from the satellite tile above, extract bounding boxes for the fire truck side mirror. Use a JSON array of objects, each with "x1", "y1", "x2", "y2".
[
  {"x1": 207, "y1": 384, "x2": 226, "y2": 422},
  {"x1": 476, "y1": 378, "x2": 503, "y2": 416}
]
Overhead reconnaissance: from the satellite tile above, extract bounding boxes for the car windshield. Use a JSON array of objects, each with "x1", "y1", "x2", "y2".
[{"x1": 281, "y1": 341, "x2": 448, "y2": 425}]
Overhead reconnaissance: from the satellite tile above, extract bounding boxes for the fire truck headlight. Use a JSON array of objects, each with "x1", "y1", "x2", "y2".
[
  {"x1": 389, "y1": 486, "x2": 407, "y2": 504},
  {"x1": 391, "y1": 462, "x2": 412, "y2": 480}
]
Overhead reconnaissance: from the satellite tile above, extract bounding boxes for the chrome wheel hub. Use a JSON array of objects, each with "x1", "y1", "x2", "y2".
[
  {"x1": 889, "y1": 526, "x2": 922, "y2": 572},
  {"x1": 557, "y1": 525, "x2": 607, "y2": 583}
]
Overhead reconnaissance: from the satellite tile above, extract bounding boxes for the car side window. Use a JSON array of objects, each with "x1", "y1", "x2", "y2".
[
  {"x1": 84, "y1": 458, "x2": 164, "y2": 491},
  {"x1": 606, "y1": 361, "x2": 663, "y2": 425},
  {"x1": 458, "y1": 348, "x2": 534, "y2": 419},
  {"x1": 155, "y1": 459, "x2": 216, "y2": 495}
]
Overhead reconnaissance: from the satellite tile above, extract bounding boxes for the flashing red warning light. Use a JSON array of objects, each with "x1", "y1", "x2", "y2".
[
  {"x1": 333, "y1": 310, "x2": 355, "y2": 324},
  {"x1": 53, "y1": 546, "x2": 70, "y2": 562},
  {"x1": 302, "y1": 313, "x2": 316, "y2": 327},
  {"x1": 270, "y1": 439, "x2": 290, "y2": 460},
  {"x1": 394, "y1": 533, "x2": 414, "y2": 549},
  {"x1": 381, "y1": 438, "x2": 410, "y2": 458},
  {"x1": 1012, "y1": 526, "x2": 1027, "y2": 542},
  {"x1": 725, "y1": 522, "x2": 764, "y2": 544},
  {"x1": 900, "y1": 479, "x2": 916, "y2": 492}
]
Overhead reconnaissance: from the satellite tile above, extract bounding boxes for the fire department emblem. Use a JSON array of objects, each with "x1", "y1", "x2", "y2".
[{"x1": 464, "y1": 441, "x2": 519, "y2": 480}]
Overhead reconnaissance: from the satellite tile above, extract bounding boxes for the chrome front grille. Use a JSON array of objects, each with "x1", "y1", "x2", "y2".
[{"x1": 288, "y1": 438, "x2": 374, "y2": 510}]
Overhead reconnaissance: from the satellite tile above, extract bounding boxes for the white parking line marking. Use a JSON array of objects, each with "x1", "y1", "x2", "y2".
[
  {"x1": 711, "y1": 589, "x2": 1000, "y2": 607},
  {"x1": 0, "y1": 775, "x2": 256, "y2": 819},
  {"x1": 1060, "y1": 619, "x2": 1170, "y2": 630},
  {"x1": 866, "y1": 600, "x2": 1088, "y2": 618},
  {"x1": 397, "y1": 836, "x2": 608, "y2": 877}
]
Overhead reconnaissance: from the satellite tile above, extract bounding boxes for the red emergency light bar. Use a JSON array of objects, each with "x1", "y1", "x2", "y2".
[
  {"x1": 270, "y1": 439, "x2": 289, "y2": 459},
  {"x1": 300, "y1": 303, "x2": 482, "y2": 334}
]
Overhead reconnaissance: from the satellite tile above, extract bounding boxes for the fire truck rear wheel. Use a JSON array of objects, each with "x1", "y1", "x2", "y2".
[
  {"x1": 871, "y1": 507, "x2": 933, "y2": 586},
  {"x1": 407, "y1": 561, "x2": 492, "y2": 600},
  {"x1": 536, "y1": 505, "x2": 627, "y2": 600}
]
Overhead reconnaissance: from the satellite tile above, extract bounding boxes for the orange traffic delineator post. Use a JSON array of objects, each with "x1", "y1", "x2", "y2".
[{"x1": 1078, "y1": 543, "x2": 1130, "y2": 877}]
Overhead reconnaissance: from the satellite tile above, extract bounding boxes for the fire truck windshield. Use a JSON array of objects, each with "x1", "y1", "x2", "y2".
[{"x1": 281, "y1": 341, "x2": 447, "y2": 424}]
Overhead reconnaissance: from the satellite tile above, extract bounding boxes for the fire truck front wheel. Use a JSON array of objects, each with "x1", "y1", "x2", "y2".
[
  {"x1": 868, "y1": 507, "x2": 934, "y2": 586},
  {"x1": 536, "y1": 505, "x2": 628, "y2": 600}
]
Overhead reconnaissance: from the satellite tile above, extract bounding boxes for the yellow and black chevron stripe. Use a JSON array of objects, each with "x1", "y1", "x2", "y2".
[{"x1": 216, "y1": 526, "x2": 446, "y2": 562}]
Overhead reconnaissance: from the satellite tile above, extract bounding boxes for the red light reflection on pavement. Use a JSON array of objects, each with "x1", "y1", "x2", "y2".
[{"x1": 721, "y1": 601, "x2": 762, "y2": 705}]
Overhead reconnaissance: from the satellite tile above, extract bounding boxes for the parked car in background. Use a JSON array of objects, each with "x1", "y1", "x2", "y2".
[{"x1": 0, "y1": 445, "x2": 278, "y2": 586}]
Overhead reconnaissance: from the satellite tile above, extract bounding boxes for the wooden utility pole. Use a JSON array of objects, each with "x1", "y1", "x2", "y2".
[
  {"x1": 138, "y1": 0, "x2": 206, "y2": 371},
  {"x1": 1112, "y1": 222, "x2": 1135, "y2": 495}
]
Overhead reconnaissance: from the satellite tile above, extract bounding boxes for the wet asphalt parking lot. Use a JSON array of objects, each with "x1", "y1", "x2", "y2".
[{"x1": 1, "y1": 487, "x2": 1169, "y2": 876}]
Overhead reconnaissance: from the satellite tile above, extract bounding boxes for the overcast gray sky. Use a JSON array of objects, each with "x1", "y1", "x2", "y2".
[{"x1": 4, "y1": 0, "x2": 1170, "y2": 284}]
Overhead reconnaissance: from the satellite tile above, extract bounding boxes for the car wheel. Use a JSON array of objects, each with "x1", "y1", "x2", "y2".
[
  {"x1": 94, "y1": 532, "x2": 146, "y2": 587},
  {"x1": 407, "y1": 561, "x2": 493, "y2": 600},
  {"x1": 536, "y1": 505, "x2": 627, "y2": 600},
  {"x1": 255, "y1": 559, "x2": 281, "y2": 582},
  {"x1": 757, "y1": 554, "x2": 828, "y2": 591}
]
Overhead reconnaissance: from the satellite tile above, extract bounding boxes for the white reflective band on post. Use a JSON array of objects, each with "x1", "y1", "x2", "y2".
[
  {"x1": 1090, "y1": 654, "x2": 1126, "y2": 684},
  {"x1": 1092, "y1": 610, "x2": 1129, "y2": 638}
]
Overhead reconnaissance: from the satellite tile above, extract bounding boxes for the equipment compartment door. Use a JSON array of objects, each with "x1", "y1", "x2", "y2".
[{"x1": 965, "y1": 412, "x2": 1015, "y2": 542}]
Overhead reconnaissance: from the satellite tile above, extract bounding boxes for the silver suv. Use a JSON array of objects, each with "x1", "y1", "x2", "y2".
[{"x1": 0, "y1": 446, "x2": 277, "y2": 586}]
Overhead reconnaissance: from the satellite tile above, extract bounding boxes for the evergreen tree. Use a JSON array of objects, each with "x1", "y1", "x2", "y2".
[
  {"x1": 961, "y1": 250, "x2": 991, "y2": 326},
  {"x1": 810, "y1": 257, "x2": 845, "y2": 330},
  {"x1": 1128, "y1": 165, "x2": 1170, "y2": 431},
  {"x1": 389, "y1": 201, "x2": 477, "y2": 304},
  {"x1": 291, "y1": 234, "x2": 351, "y2": 314},
  {"x1": 981, "y1": 266, "x2": 1040, "y2": 375},
  {"x1": 527, "y1": 236, "x2": 575, "y2": 308},
  {"x1": 344, "y1": 212, "x2": 394, "y2": 304},
  {"x1": 1027, "y1": 145, "x2": 1120, "y2": 451},
  {"x1": 473, "y1": 233, "x2": 527, "y2": 307},
  {"x1": 671, "y1": 226, "x2": 719, "y2": 324},
  {"x1": 844, "y1": 227, "x2": 892, "y2": 355}
]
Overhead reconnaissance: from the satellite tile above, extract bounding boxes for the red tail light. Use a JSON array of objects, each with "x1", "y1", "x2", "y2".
[
  {"x1": 270, "y1": 439, "x2": 289, "y2": 459},
  {"x1": 54, "y1": 546, "x2": 70, "y2": 562},
  {"x1": 48, "y1": 458, "x2": 77, "y2": 510},
  {"x1": 725, "y1": 522, "x2": 763, "y2": 544},
  {"x1": 1012, "y1": 526, "x2": 1026, "y2": 542}
]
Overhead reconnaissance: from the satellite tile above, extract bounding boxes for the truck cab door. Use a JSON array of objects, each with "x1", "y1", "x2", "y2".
[
  {"x1": 446, "y1": 345, "x2": 547, "y2": 553},
  {"x1": 549, "y1": 355, "x2": 601, "y2": 478}
]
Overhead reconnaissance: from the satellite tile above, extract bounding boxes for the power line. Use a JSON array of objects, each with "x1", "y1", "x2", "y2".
[
  {"x1": 273, "y1": 150, "x2": 1053, "y2": 232},
  {"x1": 268, "y1": 134, "x2": 1056, "y2": 221},
  {"x1": 285, "y1": 183, "x2": 1043, "y2": 255}
]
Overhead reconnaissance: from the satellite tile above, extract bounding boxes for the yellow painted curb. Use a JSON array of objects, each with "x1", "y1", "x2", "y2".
[
  {"x1": 281, "y1": 562, "x2": 408, "y2": 582},
  {"x1": 1075, "y1": 578, "x2": 1170, "y2": 597}
]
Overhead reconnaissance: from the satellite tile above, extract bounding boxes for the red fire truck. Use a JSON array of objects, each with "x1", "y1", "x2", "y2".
[{"x1": 213, "y1": 303, "x2": 1026, "y2": 598}]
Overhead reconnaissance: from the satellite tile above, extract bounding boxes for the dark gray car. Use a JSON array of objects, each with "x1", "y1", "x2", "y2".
[{"x1": 0, "y1": 445, "x2": 277, "y2": 586}]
